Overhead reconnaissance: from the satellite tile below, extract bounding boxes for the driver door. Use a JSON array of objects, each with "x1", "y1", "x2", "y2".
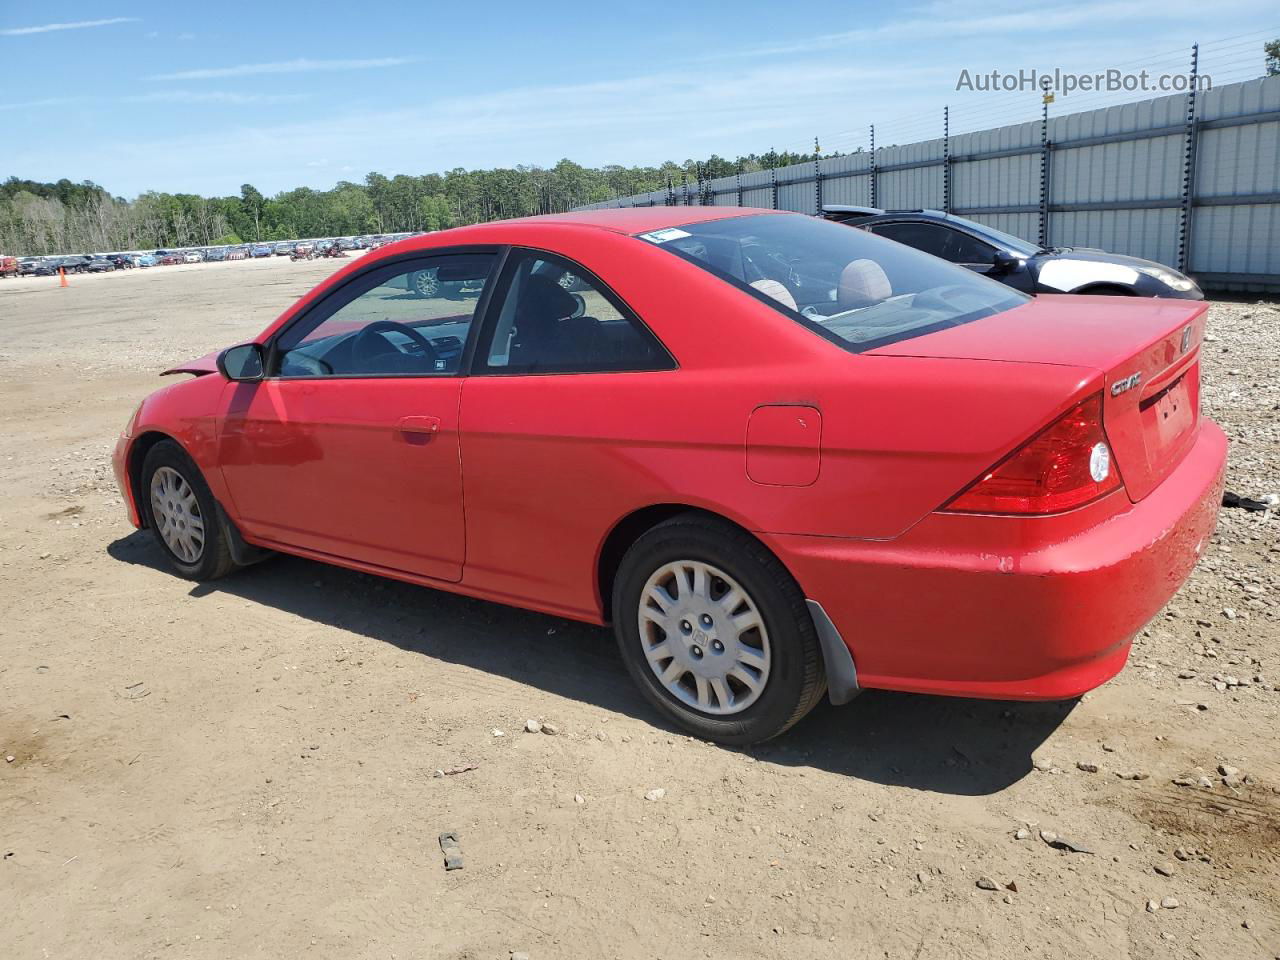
[{"x1": 217, "y1": 252, "x2": 498, "y2": 581}]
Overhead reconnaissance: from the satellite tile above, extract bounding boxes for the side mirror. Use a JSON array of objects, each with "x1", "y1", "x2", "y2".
[
  {"x1": 991, "y1": 251, "x2": 1021, "y2": 274},
  {"x1": 217, "y1": 343, "x2": 265, "y2": 382}
]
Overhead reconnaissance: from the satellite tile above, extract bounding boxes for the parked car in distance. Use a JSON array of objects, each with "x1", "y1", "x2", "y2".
[
  {"x1": 56, "y1": 255, "x2": 91, "y2": 274},
  {"x1": 157, "y1": 253, "x2": 184, "y2": 266},
  {"x1": 183, "y1": 251, "x2": 204, "y2": 264},
  {"x1": 30, "y1": 259, "x2": 61, "y2": 276},
  {"x1": 18, "y1": 257, "x2": 42, "y2": 276},
  {"x1": 225, "y1": 247, "x2": 248, "y2": 261},
  {"x1": 113, "y1": 207, "x2": 1225, "y2": 745},
  {"x1": 135, "y1": 254, "x2": 157, "y2": 268},
  {"x1": 821, "y1": 206, "x2": 1203, "y2": 299},
  {"x1": 0, "y1": 255, "x2": 17, "y2": 278},
  {"x1": 273, "y1": 242, "x2": 294, "y2": 256},
  {"x1": 105, "y1": 253, "x2": 135, "y2": 270},
  {"x1": 250, "y1": 244, "x2": 273, "y2": 258},
  {"x1": 85, "y1": 257, "x2": 116, "y2": 273}
]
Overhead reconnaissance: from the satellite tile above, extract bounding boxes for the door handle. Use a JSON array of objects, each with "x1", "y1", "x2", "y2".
[{"x1": 398, "y1": 415, "x2": 441, "y2": 444}]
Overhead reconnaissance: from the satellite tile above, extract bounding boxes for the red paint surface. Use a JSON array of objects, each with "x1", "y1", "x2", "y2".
[{"x1": 113, "y1": 208, "x2": 1228, "y2": 701}]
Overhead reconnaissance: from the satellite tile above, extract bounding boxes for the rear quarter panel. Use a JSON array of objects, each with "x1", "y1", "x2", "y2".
[{"x1": 455, "y1": 228, "x2": 1104, "y2": 619}]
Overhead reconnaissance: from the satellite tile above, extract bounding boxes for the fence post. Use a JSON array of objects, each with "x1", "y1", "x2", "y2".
[
  {"x1": 770, "y1": 164, "x2": 778, "y2": 210},
  {"x1": 1177, "y1": 43, "x2": 1201, "y2": 274},
  {"x1": 814, "y1": 136, "x2": 823, "y2": 215},
  {"x1": 736, "y1": 161, "x2": 744, "y2": 207},
  {"x1": 942, "y1": 106, "x2": 951, "y2": 214},
  {"x1": 666, "y1": 177, "x2": 675, "y2": 207},
  {"x1": 682, "y1": 172, "x2": 691, "y2": 206},
  {"x1": 1039, "y1": 79, "x2": 1052, "y2": 248},
  {"x1": 869, "y1": 125, "x2": 878, "y2": 208}
]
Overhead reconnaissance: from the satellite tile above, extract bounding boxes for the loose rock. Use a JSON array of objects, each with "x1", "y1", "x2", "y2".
[
  {"x1": 976, "y1": 876, "x2": 998, "y2": 890},
  {"x1": 524, "y1": 719, "x2": 542, "y2": 734},
  {"x1": 644, "y1": 788, "x2": 666, "y2": 801},
  {"x1": 1160, "y1": 896, "x2": 1179, "y2": 910},
  {"x1": 1076, "y1": 761, "x2": 1099, "y2": 773}
]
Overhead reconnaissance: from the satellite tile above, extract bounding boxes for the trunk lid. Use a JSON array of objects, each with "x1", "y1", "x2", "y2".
[{"x1": 869, "y1": 294, "x2": 1207, "y2": 501}]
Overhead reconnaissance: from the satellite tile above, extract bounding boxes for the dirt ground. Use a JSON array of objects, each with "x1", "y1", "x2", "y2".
[{"x1": 1, "y1": 257, "x2": 1277, "y2": 960}]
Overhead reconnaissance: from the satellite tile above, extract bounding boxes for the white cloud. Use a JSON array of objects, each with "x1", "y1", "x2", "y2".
[
  {"x1": 149, "y1": 57, "x2": 416, "y2": 81},
  {"x1": 708, "y1": 0, "x2": 1253, "y2": 59},
  {"x1": 126, "y1": 91, "x2": 311, "y2": 105},
  {"x1": 0, "y1": 96, "x2": 87, "y2": 112},
  {"x1": 0, "y1": 17, "x2": 139, "y2": 37}
]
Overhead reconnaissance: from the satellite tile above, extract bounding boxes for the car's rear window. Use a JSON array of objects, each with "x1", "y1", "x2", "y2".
[{"x1": 638, "y1": 214, "x2": 1029, "y2": 352}]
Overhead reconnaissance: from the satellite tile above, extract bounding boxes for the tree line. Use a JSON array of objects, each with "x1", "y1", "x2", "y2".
[{"x1": 0, "y1": 150, "x2": 826, "y2": 257}]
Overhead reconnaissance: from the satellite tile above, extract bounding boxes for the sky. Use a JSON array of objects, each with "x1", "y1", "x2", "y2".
[{"x1": 1, "y1": 1, "x2": 1276, "y2": 198}]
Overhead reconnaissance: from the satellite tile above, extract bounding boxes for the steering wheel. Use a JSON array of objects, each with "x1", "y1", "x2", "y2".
[{"x1": 351, "y1": 320, "x2": 439, "y2": 370}]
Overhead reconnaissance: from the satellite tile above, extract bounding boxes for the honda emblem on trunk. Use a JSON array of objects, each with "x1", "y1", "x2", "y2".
[{"x1": 1180, "y1": 325, "x2": 1193, "y2": 354}]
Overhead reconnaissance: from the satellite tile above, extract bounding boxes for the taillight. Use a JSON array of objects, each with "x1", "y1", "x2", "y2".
[{"x1": 943, "y1": 393, "x2": 1122, "y2": 515}]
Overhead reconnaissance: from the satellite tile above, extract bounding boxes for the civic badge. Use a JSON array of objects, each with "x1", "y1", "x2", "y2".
[
  {"x1": 1111, "y1": 372, "x2": 1142, "y2": 397},
  {"x1": 1180, "y1": 325, "x2": 1193, "y2": 354}
]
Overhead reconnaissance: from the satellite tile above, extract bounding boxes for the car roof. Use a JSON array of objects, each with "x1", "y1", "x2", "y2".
[{"x1": 467, "y1": 206, "x2": 785, "y2": 237}]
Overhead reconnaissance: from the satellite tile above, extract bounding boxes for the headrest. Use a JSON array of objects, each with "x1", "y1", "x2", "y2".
[
  {"x1": 838, "y1": 259, "x2": 892, "y2": 306},
  {"x1": 749, "y1": 278, "x2": 798, "y2": 312},
  {"x1": 518, "y1": 274, "x2": 579, "y2": 322}
]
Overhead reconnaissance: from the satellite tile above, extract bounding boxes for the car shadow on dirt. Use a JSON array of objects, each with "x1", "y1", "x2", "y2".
[{"x1": 109, "y1": 532, "x2": 1074, "y2": 796}]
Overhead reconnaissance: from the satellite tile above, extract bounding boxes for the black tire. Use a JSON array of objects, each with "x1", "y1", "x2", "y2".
[
  {"x1": 612, "y1": 514, "x2": 826, "y2": 745},
  {"x1": 140, "y1": 440, "x2": 238, "y2": 581}
]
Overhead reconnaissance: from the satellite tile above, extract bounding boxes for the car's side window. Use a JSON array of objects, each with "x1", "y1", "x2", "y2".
[
  {"x1": 479, "y1": 252, "x2": 673, "y2": 374},
  {"x1": 946, "y1": 230, "x2": 998, "y2": 266},
  {"x1": 274, "y1": 253, "x2": 496, "y2": 378},
  {"x1": 871, "y1": 222, "x2": 952, "y2": 259}
]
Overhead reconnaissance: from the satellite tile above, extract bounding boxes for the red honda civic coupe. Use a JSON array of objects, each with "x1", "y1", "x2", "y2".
[{"x1": 112, "y1": 207, "x2": 1226, "y2": 744}]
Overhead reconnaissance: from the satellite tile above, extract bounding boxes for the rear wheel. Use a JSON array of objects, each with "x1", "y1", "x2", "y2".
[
  {"x1": 612, "y1": 514, "x2": 825, "y2": 745},
  {"x1": 141, "y1": 440, "x2": 237, "y2": 581}
]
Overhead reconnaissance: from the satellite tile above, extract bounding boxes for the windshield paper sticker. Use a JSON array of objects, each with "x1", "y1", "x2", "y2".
[{"x1": 638, "y1": 228, "x2": 692, "y2": 244}]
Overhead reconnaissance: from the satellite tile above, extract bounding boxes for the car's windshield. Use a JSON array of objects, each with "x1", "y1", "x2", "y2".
[
  {"x1": 943, "y1": 214, "x2": 1042, "y2": 256},
  {"x1": 641, "y1": 214, "x2": 1029, "y2": 352}
]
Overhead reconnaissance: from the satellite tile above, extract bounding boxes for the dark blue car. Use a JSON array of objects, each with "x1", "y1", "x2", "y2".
[{"x1": 822, "y1": 206, "x2": 1202, "y2": 300}]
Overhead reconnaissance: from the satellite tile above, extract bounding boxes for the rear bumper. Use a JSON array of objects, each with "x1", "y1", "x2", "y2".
[{"x1": 767, "y1": 419, "x2": 1227, "y2": 700}]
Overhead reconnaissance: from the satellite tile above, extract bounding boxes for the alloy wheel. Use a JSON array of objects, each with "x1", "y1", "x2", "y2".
[{"x1": 412, "y1": 270, "x2": 439, "y2": 297}]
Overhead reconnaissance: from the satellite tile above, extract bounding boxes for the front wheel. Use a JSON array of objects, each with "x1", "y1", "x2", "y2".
[
  {"x1": 612, "y1": 514, "x2": 826, "y2": 745},
  {"x1": 141, "y1": 440, "x2": 238, "y2": 580}
]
